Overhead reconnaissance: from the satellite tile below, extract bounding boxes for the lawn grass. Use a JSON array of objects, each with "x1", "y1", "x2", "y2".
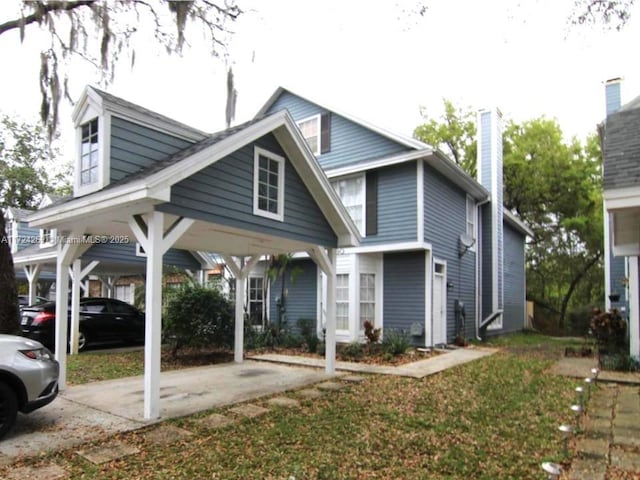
[{"x1": 47, "y1": 333, "x2": 576, "y2": 479}]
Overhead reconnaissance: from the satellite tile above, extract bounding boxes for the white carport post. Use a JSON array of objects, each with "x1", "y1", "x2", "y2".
[
  {"x1": 24, "y1": 264, "x2": 42, "y2": 305},
  {"x1": 308, "y1": 246, "x2": 337, "y2": 375},
  {"x1": 54, "y1": 228, "x2": 86, "y2": 390},
  {"x1": 129, "y1": 212, "x2": 194, "y2": 420},
  {"x1": 222, "y1": 255, "x2": 262, "y2": 363},
  {"x1": 68, "y1": 259, "x2": 99, "y2": 355},
  {"x1": 100, "y1": 275, "x2": 120, "y2": 298}
]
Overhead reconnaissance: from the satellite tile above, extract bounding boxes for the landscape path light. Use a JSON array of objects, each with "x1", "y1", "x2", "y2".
[
  {"x1": 571, "y1": 404, "x2": 583, "y2": 431},
  {"x1": 575, "y1": 386, "x2": 585, "y2": 408},
  {"x1": 558, "y1": 424, "x2": 574, "y2": 456},
  {"x1": 541, "y1": 461, "x2": 562, "y2": 479}
]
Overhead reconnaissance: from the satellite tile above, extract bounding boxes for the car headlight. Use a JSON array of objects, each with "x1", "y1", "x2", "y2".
[{"x1": 19, "y1": 348, "x2": 54, "y2": 361}]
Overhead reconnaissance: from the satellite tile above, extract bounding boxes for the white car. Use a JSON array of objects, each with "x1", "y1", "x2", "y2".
[{"x1": 0, "y1": 335, "x2": 59, "y2": 440}]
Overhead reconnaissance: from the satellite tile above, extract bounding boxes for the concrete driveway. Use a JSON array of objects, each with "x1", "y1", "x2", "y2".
[{"x1": 0, "y1": 360, "x2": 334, "y2": 463}]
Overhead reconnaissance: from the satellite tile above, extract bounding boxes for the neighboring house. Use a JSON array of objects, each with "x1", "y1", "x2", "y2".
[
  {"x1": 601, "y1": 78, "x2": 640, "y2": 360},
  {"x1": 254, "y1": 88, "x2": 532, "y2": 346}
]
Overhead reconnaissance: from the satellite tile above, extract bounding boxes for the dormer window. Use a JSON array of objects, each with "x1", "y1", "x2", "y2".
[
  {"x1": 40, "y1": 228, "x2": 56, "y2": 248},
  {"x1": 297, "y1": 113, "x2": 331, "y2": 156},
  {"x1": 80, "y1": 118, "x2": 99, "y2": 185}
]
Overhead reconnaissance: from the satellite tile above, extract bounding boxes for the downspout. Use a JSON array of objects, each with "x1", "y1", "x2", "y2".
[{"x1": 475, "y1": 197, "x2": 491, "y2": 341}]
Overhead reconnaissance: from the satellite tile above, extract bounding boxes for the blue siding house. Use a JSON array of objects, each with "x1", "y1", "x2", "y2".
[{"x1": 257, "y1": 88, "x2": 532, "y2": 345}]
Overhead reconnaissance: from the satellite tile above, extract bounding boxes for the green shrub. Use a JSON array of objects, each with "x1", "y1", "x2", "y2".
[
  {"x1": 164, "y1": 283, "x2": 234, "y2": 357},
  {"x1": 297, "y1": 318, "x2": 320, "y2": 353},
  {"x1": 382, "y1": 329, "x2": 412, "y2": 356},
  {"x1": 340, "y1": 341, "x2": 364, "y2": 360}
]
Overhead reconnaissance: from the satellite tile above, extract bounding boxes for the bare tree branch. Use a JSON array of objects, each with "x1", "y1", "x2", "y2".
[{"x1": 0, "y1": 0, "x2": 96, "y2": 37}]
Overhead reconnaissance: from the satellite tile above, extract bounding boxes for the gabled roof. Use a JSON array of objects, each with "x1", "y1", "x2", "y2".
[
  {"x1": 73, "y1": 86, "x2": 208, "y2": 142},
  {"x1": 603, "y1": 94, "x2": 640, "y2": 191},
  {"x1": 29, "y1": 109, "x2": 361, "y2": 248},
  {"x1": 257, "y1": 86, "x2": 429, "y2": 151},
  {"x1": 5, "y1": 206, "x2": 32, "y2": 221}
]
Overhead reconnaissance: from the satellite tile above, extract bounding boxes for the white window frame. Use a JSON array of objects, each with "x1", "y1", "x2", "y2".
[
  {"x1": 253, "y1": 147, "x2": 285, "y2": 222},
  {"x1": 332, "y1": 173, "x2": 366, "y2": 236},
  {"x1": 336, "y1": 273, "x2": 350, "y2": 332},
  {"x1": 296, "y1": 114, "x2": 321, "y2": 155},
  {"x1": 359, "y1": 273, "x2": 375, "y2": 331},
  {"x1": 466, "y1": 195, "x2": 476, "y2": 251},
  {"x1": 74, "y1": 106, "x2": 111, "y2": 197},
  {"x1": 8, "y1": 219, "x2": 18, "y2": 254},
  {"x1": 79, "y1": 118, "x2": 100, "y2": 187},
  {"x1": 248, "y1": 276, "x2": 265, "y2": 328},
  {"x1": 40, "y1": 228, "x2": 56, "y2": 249}
]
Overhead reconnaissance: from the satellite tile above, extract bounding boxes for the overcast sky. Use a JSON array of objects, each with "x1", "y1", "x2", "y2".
[{"x1": 0, "y1": 0, "x2": 639, "y2": 162}]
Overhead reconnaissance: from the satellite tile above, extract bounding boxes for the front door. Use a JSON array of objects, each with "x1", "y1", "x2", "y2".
[{"x1": 432, "y1": 261, "x2": 447, "y2": 346}]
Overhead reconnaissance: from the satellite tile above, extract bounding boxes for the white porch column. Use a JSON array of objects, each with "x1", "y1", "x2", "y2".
[
  {"x1": 629, "y1": 257, "x2": 639, "y2": 359},
  {"x1": 222, "y1": 255, "x2": 262, "y2": 364},
  {"x1": 235, "y1": 275, "x2": 246, "y2": 363},
  {"x1": 54, "y1": 227, "x2": 86, "y2": 390},
  {"x1": 307, "y1": 246, "x2": 337, "y2": 375},
  {"x1": 130, "y1": 212, "x2": 194, "y2": 420},
  {"x1": 68, "y1": 260, "x2": 99, "y2": 355},
  {"x1": 24, "y1": 264, "x2": 42, "y2": 305},
  {"x1": 69, "y1": 260, "x2": 82, "y2": 355}
]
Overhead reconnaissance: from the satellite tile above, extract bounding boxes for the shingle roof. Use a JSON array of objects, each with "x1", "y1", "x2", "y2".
[
  {"x1": 90, "y1": 86, "x2": 209, "y2": 138},
  {"x1": 603, "y1": 94, "x2": 640, "y2": 190},
  {"x1": 35, "y1": 115, "x2": 269, "y2": 212}
]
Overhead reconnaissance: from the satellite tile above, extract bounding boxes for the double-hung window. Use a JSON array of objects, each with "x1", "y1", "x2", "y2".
[
  {"x1": 466, "y1": 195, "x2": 476, "y2": 248},
  {"x1": 248, "y1": 277, "x2": 265, "y2": 328},
  {"x1": 80, "y1": 118, "x2": 99, "y2": 186},
  {"x1": 359, "y1": 273, "x2": 375, "y2": 330},
  {"x1": 332, "y1": 175, "x2": 365, "y2": 235},
  {"x1": 336, "y1": 274, "x2": 349, "y2": 331},
  {"x1": 297, "y1": 114, "x2": 321, "y2": 155},
  {"x1": 254, "y1": 147, "x2": 285, "y2": 221}
]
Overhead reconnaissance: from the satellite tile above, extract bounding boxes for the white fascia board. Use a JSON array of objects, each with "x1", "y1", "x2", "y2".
[
  {"x1": 27, "y1": 185, "x2": 170, "y2": 227},
  {"x1": 12, "y1": 250, "x2": 57, "y2": 266},
  {"x1": 326, "y1": 149, "x2": 431, "y2": 178},
  {"x1": 340, "y1": 241, "x2": 432, "y2": 255},
  {"x1": 427, "y1": 150, "x2": 490, "y2": 201},
  {"x1": 613, "y1": 244, "x2": 640, "y2": 257},
  {"x1": 604, "y1": 187, "x2": 640, "y2": 210},
  {"x1": 504, "y1": 209, "x2": 534, "y2": 238},
  {"x1": 257, "y1": 86, "x2": 428, "y2": 151}
]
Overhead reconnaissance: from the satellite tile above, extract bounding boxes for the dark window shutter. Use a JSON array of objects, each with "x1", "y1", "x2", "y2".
[
  {"x1": 365, "y1": 171, "x2": 378, "y2": 236},
  {"x1": 320, "y1": 113, "x2": 331, "y2": 154}
]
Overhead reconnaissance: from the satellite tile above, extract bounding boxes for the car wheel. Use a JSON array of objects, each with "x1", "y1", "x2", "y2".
[
  {"x1": 77, "y1": 330, "x2": 88, "y2": 352},
  {"x1": 0, "y1": 381, "x2": 18, "y2": 440}
]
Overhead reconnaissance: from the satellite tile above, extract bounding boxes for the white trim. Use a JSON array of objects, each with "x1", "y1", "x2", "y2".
[
  {"x1": 257, "y1": 86, "x2": 427, "y2": 151},
  {"x1": 39, "y1": 228, "x2": 56, "y2": 249},
  {"x1": 327, "y1": 149, "x2": 430, "y2": 178},
  {"x1": 629, "y1": 257, "x2": 639, "y2": 359},
  {"x1": 432, "y1": 258, "x2": 447, "y2": 345},
  {"x1": 75, "y1": 113, "x2": 111, "y2": 197},
  {"x1": 136, "y1": 242, "x2": 146, "y2": 257},
  {"x1": 503, "y1": 209, "x2": 534, "y2": 238},
  {"x1": 253, "y1": 146, "x2": 285, "y2": 222},
  {"x1": 10, "y1": 218, "x2": 18, "y2": 254},
  {"x1": 340, "y1": 241, "x2": 432, "y2": 255},
  {"x1": 466, "y1": 194, "x2": 476, "y2": 252},
  {"x1": 425, "y1": 249, "x2": 433, "y2": 347},
  {"x1": 417, "y1": 160, "x2": 424, "y2": 243},
  {"x1": 604, "y1": 186, "x2": 640, "y2": 210},
  {"x1": 331, "y1": 173, "x2": 366, "y2": 236},
  {"x1": 296, "y1": 113, "x2": 321, "y2": 155},
  {"x1": 613, "y1": 244, "x2": 640, "y2": 257}
]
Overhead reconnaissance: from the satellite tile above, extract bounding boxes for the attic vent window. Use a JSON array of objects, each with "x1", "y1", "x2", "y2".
[
  {"x1": 80, "y1": 118, "x2": 99, "y2": 185},
  {"x1": 253, "y1": 147, "x2": 285, "y2": 222}
]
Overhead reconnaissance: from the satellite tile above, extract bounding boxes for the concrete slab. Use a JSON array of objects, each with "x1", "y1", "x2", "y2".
[
  {"x1": 266, "y1": 397, "x2": 301, "y2": 408},
  {"x1": 250, "y1": 347, "x2": 498, "y2": 378},
  {"x1": 567, "y1": 458, "x2": 607, "y2": 480},
  {"x1": 342, "y1": 375, "x2": 366, "y2": 383},
  {"x1": 297, "y1": 388, "x2": 324, "y2": 399},
  {"x1": 5, "y1": 464, "x2": 67, "y2": 480},
  {"x1": 575, "y1": 438, "x2": 610, "y2": 459},
  {"x1": 62, "y1": 360, "x2": 332, "y2": 421},
  {"x1": 141, "y1": 424, "x2": 193, "y2": 446},
  {"x1": 197, "y1": 413, "x2": 236, "y2": 429},
  {"x1": 230, "y1": 403, "x2": 270, "y2": 418},
  {"x1": 317, "y1": 381, "x2": 348, "y2": 391},
  {"x1": 550, "y1": 357, "x2": 598, "y2": 379},
  {"x1": 77, "y1": 440, "x2": 140, "y2": 465},
  {"x1": 0, "y1": 396, "x2": 143, "y2": 459},
  {"x1": 610, "y1": 446, "x2": 640, "y2": 471},
  {"x1": 613, "y1": 429, "x2": 640, "y2": 447}
]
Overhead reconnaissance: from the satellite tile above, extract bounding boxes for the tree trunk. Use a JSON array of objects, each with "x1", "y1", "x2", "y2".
[
  {"x1": 558, "y1": 253, "x2": 603, "y2": 329},
  {"x1": 0, "y1": 210, "x2": 19, "y2": 334}
]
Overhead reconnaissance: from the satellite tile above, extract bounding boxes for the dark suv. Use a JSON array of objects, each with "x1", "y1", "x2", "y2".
[{"x1": 20, "y1": 297, "x2": 145, "y2": 352}]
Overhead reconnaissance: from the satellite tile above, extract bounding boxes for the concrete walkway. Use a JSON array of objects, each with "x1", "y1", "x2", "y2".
[
  {"x1": 551, "y1": 357, "x2": 640, "y2": 479},
  {"x1": 249, "y1": 346, "x2": 498, "y2": 378}
]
